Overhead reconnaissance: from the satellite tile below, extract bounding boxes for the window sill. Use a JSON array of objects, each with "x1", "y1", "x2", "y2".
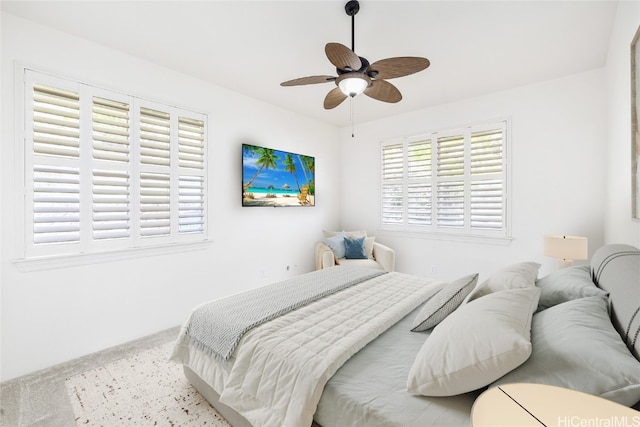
[
  {"x1": 13, "y1": 240, "x2": 213, "y2": 272},
  {"x1": 377, "y1": 229, "x2": 513, "y2": 246}
]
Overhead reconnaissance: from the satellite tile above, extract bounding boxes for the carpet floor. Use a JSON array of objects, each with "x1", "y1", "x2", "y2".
[
  {"x1": 65, "y1": 341, "x2": 230, "y2": 426},
  {"x1": 0, "y1": 327, "x2": 231, "y2": 427}
]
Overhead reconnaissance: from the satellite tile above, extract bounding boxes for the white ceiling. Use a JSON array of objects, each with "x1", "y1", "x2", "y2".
[{"x1": 1, "y1": 0, "x2": 619, "y2": 127}]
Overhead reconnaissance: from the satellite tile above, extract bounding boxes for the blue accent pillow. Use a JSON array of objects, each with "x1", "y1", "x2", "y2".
[
  {"x1": 324, "y1": 233, "x2": 346, "y2": 259},
  {"x1": 344, "y1": 237, "x2": 367, "y2": 259}
]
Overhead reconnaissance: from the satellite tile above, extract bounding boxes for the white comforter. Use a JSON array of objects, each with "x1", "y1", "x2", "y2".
[{"x1": 218, "y1": 271, "x2": 442, "y2": 427}]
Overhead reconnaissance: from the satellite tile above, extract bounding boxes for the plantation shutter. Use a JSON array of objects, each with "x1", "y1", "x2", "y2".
[
  {"x1": 179, "y1": 175, "x2": 204, "y2": 233},
  {"x1": 92, "y1": 169, "x2": 130, "y2": 239},
  {"x1": 380, "y1": 120, "x2": 507, "y2": 238},
  {"x1": 178, "y1": 117, "x2": 205, "y2": 234},
  {"x1": 33, "y1": 165, "x2": 81, "y2": 244},
  {"x1": 31, "y1": 83, "x2": 82, "y2": 245},
  {"x1": 407, "y1": 139, "x2": 432, "y2": 225},
  {"x1": 436, "y1": 134, "x2": 465, "y2": 228},
  {"x1": 92, "y1": 96, "x2": 131, "y2": 240},
  {"x1": 381, "y1": 143, "x2": 404, "y2": 224},
  {"x1": 23, "y1": 69, "x2": 208, "y2": 259},
  {"x1": 138, "y1": 106, "x2": 172, "y2": 238},
  {"x1": 139, "y1": 172, "x2": 171, "y2": 236},
  {"x1": 469, "y1": 127, "x2": 504, "y2": 230},
  {"x1": 32, "y1": 84, "x2": 81, "y2": 157},
  {"x1": 92, "y1": 98, "x2": 130, "y2": 162},
  {"x1": 178, "y1": 117, "x2": 205, "y2": 169},
  {"x1": 140, "y1": 107, "x2": 171, "y2": 166}
]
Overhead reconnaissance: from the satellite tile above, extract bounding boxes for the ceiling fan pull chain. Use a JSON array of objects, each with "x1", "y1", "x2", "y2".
[{"x1": 351, "y1": 97, "x2": 355, "y2": 138}]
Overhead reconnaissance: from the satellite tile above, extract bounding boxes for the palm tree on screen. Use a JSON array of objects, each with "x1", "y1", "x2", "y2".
[
  {"x1": 284, "y1": 153, "x2": 301, "y2": 192},
  {"x1": 301, "y1": 155, "x2": 315, "y2": 195},
  {"x1": 243, "y1": 146, "x2": 279, "y2": 192}
]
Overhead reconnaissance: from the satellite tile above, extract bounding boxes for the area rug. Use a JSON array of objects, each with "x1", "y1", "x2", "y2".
[{"x1": 65, "y1": 341, "x2": 231, "y2": 426}]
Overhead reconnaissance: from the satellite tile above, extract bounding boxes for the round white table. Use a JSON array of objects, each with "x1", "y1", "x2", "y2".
[{"x1": 471, "y1": 383, "x2": 640, "y2": 427}]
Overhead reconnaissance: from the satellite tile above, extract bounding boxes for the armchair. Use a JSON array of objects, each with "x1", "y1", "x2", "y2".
[{"x1": 314, "y1": 236, "x2": 396, "y2": 271}]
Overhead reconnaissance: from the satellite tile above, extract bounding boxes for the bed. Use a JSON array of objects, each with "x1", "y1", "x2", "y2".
[{"x1": 170, "y1": 244, "x2": 640, "y2": 426}]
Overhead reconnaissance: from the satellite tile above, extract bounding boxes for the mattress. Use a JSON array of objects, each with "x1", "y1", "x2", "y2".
[{"x1": 314, "y1": 304, "x2": 478, "y2": 427}]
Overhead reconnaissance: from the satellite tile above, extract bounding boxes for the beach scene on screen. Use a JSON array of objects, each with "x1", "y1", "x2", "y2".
[{"x1": 242, "y1": 144, "x2": 315, "y2": 207}]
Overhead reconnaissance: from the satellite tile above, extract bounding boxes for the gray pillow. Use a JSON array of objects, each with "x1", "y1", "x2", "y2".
[
  {"x1": 492, "y1": 295, "x2": 640, "y2": 407},
  {"x1": 535, "y1": 265, "x2": 608, "y2": 312},
  {"x1": 464, "y1": 262, "x2": 540, "y2": 303},
  {"x1": 411, "y1": 273, "x2": 479, "y2": 332}
]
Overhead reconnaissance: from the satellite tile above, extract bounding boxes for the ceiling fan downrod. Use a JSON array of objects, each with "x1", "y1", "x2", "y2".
[{"x1": 345, "y1": 0, "x2": 359, "y2": 52}]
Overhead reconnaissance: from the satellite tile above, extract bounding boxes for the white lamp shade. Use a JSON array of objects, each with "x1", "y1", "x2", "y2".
[
  {"x1": 543, "y1": 235, "x2": 588, "y2": 261},
  {"x1": 338, "y1": 76, "x2": 368, "y2": 97}
]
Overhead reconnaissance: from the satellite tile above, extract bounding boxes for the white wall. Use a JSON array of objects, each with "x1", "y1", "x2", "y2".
[
  {"x1": 604, "y1": 0, "x2": 640, "y2": 246},
  {"x1": 337, "y1": 69, "x2": 608, "y2": 280},
  {"x1": 0, "y1": 13, "x2": 341, "y2": 381}
]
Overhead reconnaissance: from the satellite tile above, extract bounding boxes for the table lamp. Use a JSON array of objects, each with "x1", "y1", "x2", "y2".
[{"x1": 543, "y1": 235, "x2": 588, "y2": 269}]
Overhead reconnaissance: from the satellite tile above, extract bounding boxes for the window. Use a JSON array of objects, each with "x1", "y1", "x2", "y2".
[
  {"x1": 381, "y1": 121, "x2": 509, "y2": 239},
  {"x1": 23, "y1": 69, "x2": 207, "y2": 259}
]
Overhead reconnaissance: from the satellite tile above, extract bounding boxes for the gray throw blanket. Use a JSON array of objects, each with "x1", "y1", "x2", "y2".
[{"x1": 181, "y1": 266, "x2": 386, "y2": 361}]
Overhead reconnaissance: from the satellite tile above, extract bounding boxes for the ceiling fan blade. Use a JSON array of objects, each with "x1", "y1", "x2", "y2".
[
  {"x1": 364, "y1": 79, "x2": 402, "y2": 103},
  {"x1": 280, "y1": 75, "x2": 336, "y2": 86},
  {"x1": 325, "y1": 42, "x2": 362, "y2": 71},
  {"x1": 324, "y1": 87, "x2": 348, "y2": 109},
  {"x1": 369, "y1": 57, "x2": 430, "y2": 80}
]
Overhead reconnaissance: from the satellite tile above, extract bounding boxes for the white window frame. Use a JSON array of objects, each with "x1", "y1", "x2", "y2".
[
  {"x1": 380, "y1": 119, "x2": 512, "y2": 243},
  {"x1": 15, "y1": 67, "x2": 209, "y2": 270}
]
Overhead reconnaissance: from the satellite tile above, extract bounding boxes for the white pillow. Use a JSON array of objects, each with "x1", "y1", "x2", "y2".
[
  {"x1": 364, "y1": 236, "x2": 375, "y2": 259},
  {"x1": 464, "y1": 261, "x2": 541, "y2": 303},
  {"x1": 407, "y1": 286, "x2": 540, "y2": 397},
  {"x1": 322, "y1": 229, "x2": 367, "y2": 239}
]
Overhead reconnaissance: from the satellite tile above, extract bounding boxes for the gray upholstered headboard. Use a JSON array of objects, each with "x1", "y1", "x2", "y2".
[{"x1": 591, "y1": 244, "x2": 640, "y2": 361}]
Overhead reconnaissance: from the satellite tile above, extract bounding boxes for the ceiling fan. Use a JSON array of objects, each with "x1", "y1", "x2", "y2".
[{"x1": 280, "y1": 0, "x2": 430, "y2": 110}]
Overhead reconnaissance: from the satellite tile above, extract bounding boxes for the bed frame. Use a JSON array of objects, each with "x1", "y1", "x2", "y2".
[
  {"x1": 183, "y1": 366, "x2": 323, "y2": 427},
  {"x1": 184, "y1": 244, "x2": 640, "y2": 426},
  {"x1": 183, "y1": 366, "x2": 252, "y2": 427}
]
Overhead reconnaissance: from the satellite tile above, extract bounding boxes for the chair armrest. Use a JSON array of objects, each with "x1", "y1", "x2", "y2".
[
  {"x1": 315, "y1": 241, "x2": 336, "y2": 270},
  {"x1": 373, "y1": 242, "x2": 396, "y2": 272}
]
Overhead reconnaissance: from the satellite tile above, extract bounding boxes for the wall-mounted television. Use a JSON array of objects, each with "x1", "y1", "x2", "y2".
[{"x1": 242, "y1": 143, "x2": 315, "y2": 207}]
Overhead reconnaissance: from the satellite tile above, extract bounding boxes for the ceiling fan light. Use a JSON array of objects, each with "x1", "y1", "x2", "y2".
[{"x1": 338, "y1": 76, "x2": 368, "y2": 97}]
